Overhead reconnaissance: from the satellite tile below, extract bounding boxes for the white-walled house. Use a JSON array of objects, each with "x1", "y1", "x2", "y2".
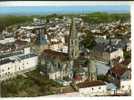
[
  {"x1": 0, "y1": 59, "x2": 16, "y2": 80},
  {"x1": 110, "y1": 48, "x2": 124, "y2": 61},
  {"x1": 91, "y1": 43, "x2": 124, "y2": 63},
  {"x1": 126, "y1": 38, "x2": 131, "y2": 51},
  {"x1": 0, "y1": 48, "x2": 38, "y2": 81},
  {"x1": 127, "y1": 63, "x2": 131, "y2": 69},
  {"x1": 77, "y1": 80, "x2": 107, "y2": 96},
  {"x1": 16, "y1": 54, "x2": 38, "y2": 72},
  {"x1": 0, "y1": 37, "x2": 15, "y2": 44},
  {"x1": 119, "y1": 80, "x2": 131, "y2": 94},
  {"x1": 49, "y1": 42, "x2": 63, "y2": 51}
]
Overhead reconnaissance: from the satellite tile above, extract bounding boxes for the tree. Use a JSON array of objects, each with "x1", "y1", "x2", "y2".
[
  {"x1": 123, "y1": 50, "x2": 131, "y2": 60},
  {"x1": 81, "y1": 31, "x2": 96, "y2": 50},
  {"x1": 0, "y1": 15, "x2": 33, "y2": 32},
  {"x1": 97, "y1": 75, "x2": 108, "y2": 82},
  {"x1": 81, "y1": 12, "x2": 130, "y2": 24},
  {"x1": 85, "y1": 59, "x2": 90, "y2": 78}
]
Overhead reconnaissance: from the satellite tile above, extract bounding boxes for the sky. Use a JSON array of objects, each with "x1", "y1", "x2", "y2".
[{"x1": 0, "y1": 5, "x2": 130, "y2": 15}]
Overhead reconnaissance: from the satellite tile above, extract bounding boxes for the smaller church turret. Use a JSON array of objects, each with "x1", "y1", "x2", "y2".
[
  {"x1": 36, "y1": 28, "x2": 48, "y2": 45},
  {"x1": 35, "y1": 27, "x2": 49, "y2": 54},
  {"x1": 88, "y1": 60, "x2": 97, "y2": 81},
  {"x1": 67, "y1": 18, "x2": 80, "y2": 80}
]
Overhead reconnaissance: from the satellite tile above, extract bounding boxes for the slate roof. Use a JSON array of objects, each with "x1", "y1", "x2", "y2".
[
  {"x1": 94, "y1": 43, "x2": 118, "y2": 53},
  {"x1": 0, "y1": 58, "x2": 14, "y2": 65},
  {"x1": 18, "y1": 54, "x2": 37, "y2": 60}
]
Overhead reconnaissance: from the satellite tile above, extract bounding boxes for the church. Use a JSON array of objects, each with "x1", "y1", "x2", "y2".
[{"x1": 40, "y1": 18, "x2": 97, "y2": 82}]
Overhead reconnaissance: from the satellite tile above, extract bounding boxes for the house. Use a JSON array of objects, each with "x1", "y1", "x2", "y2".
[
  {"x1": 119, "y1": 68, "x2": 131, "y2": 94},
  {"x1": 119, "y1": 79, "x2": 131, "y2": 94},
  {"x1": 126, "y1": 39, "x2": 131, "y2": 51},
  {"x1": 106, "y1": 64, "x2": 131, "y2": 88},
  {"x1": 90, "y1": 42, "x2": 124, "y2": 63},
  {"x1": 110, "y1": 48, "x2": 124, "y2": 61},
  {"x1": 127, "y1": 63, "x2": 131, "y2": 69},
  {"x1": 0, "y1": 37, "x2": 15, "y2": 44},
  {"x1": 107, "y1": 64, "x2": 126, "y2": 79},
  {"x1": 0, "y1": 53, "x2": 38, "y2": 81},
  {"x1": 0, "y1": 39, "x2": 29, "y2": 54},
  {"x1": 77, "y1": 80, "x2": 107, "y2": 96},
  {"x1": 49, "y1": 41, "x2": 64, "y2": 51},
  {"x1": 0, "y1": 47, "x2": 38, "y2": 81}
]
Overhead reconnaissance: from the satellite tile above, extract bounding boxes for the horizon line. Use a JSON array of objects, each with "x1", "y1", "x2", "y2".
[{"x1": 0, "y1": 5, "x2": 130, "y2": 15}]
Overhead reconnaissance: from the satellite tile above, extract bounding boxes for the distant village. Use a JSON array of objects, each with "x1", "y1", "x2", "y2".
[{"x1": 0, "y1": 15, "x2": 131, "y2": 96}]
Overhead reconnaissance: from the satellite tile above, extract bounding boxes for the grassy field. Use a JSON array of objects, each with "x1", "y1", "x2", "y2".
[{"x1": 1, "y1": 69, "x2": 63, "y2": 97}]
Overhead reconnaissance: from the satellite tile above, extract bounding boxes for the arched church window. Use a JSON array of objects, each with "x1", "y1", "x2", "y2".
[{"x1": 58, "y1": 63, "x2": 61, "y2": 69}]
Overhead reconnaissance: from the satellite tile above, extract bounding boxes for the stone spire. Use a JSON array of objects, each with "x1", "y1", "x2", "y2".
[{"x1": 68, "y1": 18, "x2": 79, "y2": 60}]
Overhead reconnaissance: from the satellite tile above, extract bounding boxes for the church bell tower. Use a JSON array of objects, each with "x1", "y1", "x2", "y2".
[
  {"x1": 68, "y1": 18, "x2": 79, "y2": 60},
  {"x1": 68, "y1": 18, "x2": 79, "y2": 80}
]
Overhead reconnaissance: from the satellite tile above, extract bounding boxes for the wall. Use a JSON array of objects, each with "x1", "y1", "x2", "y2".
[
  {"x1": 110, "y1": 48, "x2": 124, "y2": 60},
  {"x1": 79, "y1": 85, "x2": 107, "y2": 96},
  {"x1": 120, "y1": 80, "x2": 131, "y2": 93},
  {"x1": 0, "y1": 62, "x2": 16, "y2": 80},
  {"x1": 0, "y1": 55, "x2": 38, "y2": 81}
]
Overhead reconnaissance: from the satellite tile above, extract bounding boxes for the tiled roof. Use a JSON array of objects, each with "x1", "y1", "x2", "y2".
[
  {"x1": 77, "y1": 80, "x2": 105, "y2": 88},
  {"x1": 121, "y1": 59, "x2": 131, "y2": 65},
  {"x1": 15, "y1": 40, "x2": 28, "y2": 45},
  {"x1": 0, "y1": 43, "x2": 15, "y2": 53},
  {"x1": 43, "y1": 49, "x2": 69, "y2": 61},
  {"x1": 111, "y1": 64, "x2": 127, "y2": 78}
]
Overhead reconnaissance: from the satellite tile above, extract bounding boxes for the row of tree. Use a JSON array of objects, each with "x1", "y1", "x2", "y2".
[
  {"x1": 81, "y1": 12, "x2": 130, "y2": 24},
  {"x1": 0, "y1": 15, "x2": 34, "y2": 32},
  {"x1": 0, "y1": 12, "x2": 130, "y2": 32}
]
